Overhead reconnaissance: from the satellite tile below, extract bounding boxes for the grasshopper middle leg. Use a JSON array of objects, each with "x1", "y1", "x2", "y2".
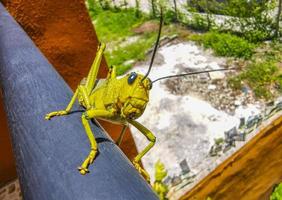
[
  {"x1": 115, "y1": 125, "x2": 128, "y2": 146},
  {"x1": 78, "y1": 109, "x2": 114, "y2": 175}
]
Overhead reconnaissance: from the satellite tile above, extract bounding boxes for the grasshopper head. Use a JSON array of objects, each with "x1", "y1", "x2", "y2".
[
  {"x1": 124, "y1": 72, "x2": 152, "y2": 102},
  {"x1": 127, "y1": 72, "x2": 152, "y2": 90},
  {"x1": 120, "y1": 71, "x2": 152, "y2": 120},
  {"x1": 121, "y1": 72, "x2": 152, "y2": 99}
]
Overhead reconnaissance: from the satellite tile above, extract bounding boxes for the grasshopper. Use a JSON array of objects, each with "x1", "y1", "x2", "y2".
[
  {"x1": 45, "y1": 11, "x2": 234, "y2": 182},
  {"x1": 44, "y1": 16, "x2": 163, "y2": 181}
]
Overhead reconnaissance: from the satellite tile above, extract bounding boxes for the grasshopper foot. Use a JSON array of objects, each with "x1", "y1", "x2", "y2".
[
  {"x1": 78, "y1": 166, "x2": 89, "y2": 175},
  {"x1": 45, "y1": 110, "x2": 68, "y2": 120},
  {"x1": 78, "y1": 149, "x2": 97, "y2": 175},
  {"x1": 133, "y1": 160, "x2": 150, "y2": 183}
]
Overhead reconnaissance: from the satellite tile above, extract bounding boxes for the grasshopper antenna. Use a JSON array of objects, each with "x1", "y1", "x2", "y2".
[
  {"x1": 141, "y1": 7, "x2": 163, "y2": 82},
  {"x1": 152, "y1": 68, "x2": 236, "y2": 83}
]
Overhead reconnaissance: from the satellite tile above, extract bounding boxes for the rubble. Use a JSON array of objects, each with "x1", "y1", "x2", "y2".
[
  {"x1": 180, "y1": 159, "x2": 190, "y2": 175},
  {"x1": 128, "y1": 40, "x2": 281, "y2": 195}
]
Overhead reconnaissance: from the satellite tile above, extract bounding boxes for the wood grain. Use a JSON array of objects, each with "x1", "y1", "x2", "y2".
[{"x1": 181, "y1": 115, "x2": 282, "y2": 200}]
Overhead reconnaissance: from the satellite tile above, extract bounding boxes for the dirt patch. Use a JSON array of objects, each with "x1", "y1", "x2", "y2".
[{"x1": 133, "y1": 21, "x2": 159, "y2": 34}]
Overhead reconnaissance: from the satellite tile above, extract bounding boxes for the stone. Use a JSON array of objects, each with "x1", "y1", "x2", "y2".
[
  {"x1": 209, "y1": 144, "x2": 223, "y2": 157},
  {"x1": 224, "y1": 127, "x2": 238, "y2": 139},
  {"x1": 163, "y1": 176, "x2": 172, "y2": 185},
  {"x1": 208, "y1": 62, "x2": 220, "y2": 69},
  {"x1": 208, "y1": 84, "x2": 217, "y2": 90},
  {"x1": 180, "y1": 159, "x2": 190, "y2": 174},
  {"x1": 8, "y1": 184, "x2": 15, "y2": 194},
  {"x1": 234, "y1": 100, "x2": 242, "y2": 106},
  {"x1": 171, "y1": 176, "x2": 182, "y2": 187},
  {"x1": 239, "y1": 117, "x2": 245, "y2": 128},
  {"x1": 276, "y1": 101, "x2": 282, "y2": 111},
  {"x1": 241, "y1": 86, "x2": 250, "y2": 94},
  {"x1": 223, "y1": 144, "x2": 232, "y2": 153},
  {"x1": 234, "y1": 133, "x2": 246, "y2": 141},
  {"x1": 246, "y1": 115, "x2": 262, "y2": 129},
  {"x1": 266, "y1": 101, "x2": 275, "y2": 107},
  {"x1": 209, "y1": 71, "x2": 225, "y2": 81}
]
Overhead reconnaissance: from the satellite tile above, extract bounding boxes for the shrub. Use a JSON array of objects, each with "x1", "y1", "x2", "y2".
[
  {"x1": 190, "y1": 32, "x2": 256, "y2": 59},
  {"x1": 187, "y1": 13, "x2": 211, "y2": 31},
  {"x1": 94, "y1": 9, "x2": 146, "y2": 41},
  {"x1": 186, "y1": 0, "x2": 276, "y2": 42},
  {"x1": 270, "y1": 183, "x2": 282, "y2": 200},
  {"x1": 104, "y1": 32, "x2": 158, "y2": 75},
  {"x1": 229, "y1": 60, "x2": 282, "y2": 99},
  {"x1": 163, "y1": 9, "x2": 177, "y2": 24},
  {"x1": 86, "y1": 0, "x2": 104, "y2": 17}
]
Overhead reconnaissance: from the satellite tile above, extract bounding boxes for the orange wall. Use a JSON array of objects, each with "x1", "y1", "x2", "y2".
[
  {"x1": 0, "y1": 0, "x2": 138, "y2": 186},
  {"x1": 0, "y1": 95, "x2": 17, "y2": 186}
]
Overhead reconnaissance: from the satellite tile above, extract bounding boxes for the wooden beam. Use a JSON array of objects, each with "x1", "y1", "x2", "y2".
[{"x1": 181, "y1": 115, "x2": 282, "y2": 200}]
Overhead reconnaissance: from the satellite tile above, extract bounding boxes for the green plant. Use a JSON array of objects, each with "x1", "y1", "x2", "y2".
[
  {"x1": 186, "y1": 0, "x2": 218, "y2": 31},
  {"x1": 214, "y1": 138, "x2": 224, "y2": 146},
  {"x1": 187, "y1": 13, "x2": 210, "y2": 31},
  {"x1": 223, "y1": 0, "x2": 276, "y2": 42},
  {"x1": 270, "y1": 183, "x2": 282, "y2": 200},
  {"x1": 86, "y1": 0, "x2": 104, "y2": 17},
  {"x1": 229, "y1": 60, "x2": 282, "y2": 99},
  {"x1": 187, "y1": 0, "x2": 223, "y2": 15},
  {"x1": 104, "y1": 32, "x2": 157, "y2": 75},
  {"x1": 94, "y1": 9, "x2": 146, "y2": 41},
  {"x1": 163, "y1": 9, "x2": 177, "y2": 24},
  {"x1": 190, "y1": 32, "x2": 256, "y2": 59},
  {"x1": 153, "y1": 160, "x2": 168, "y2": 200},
  {"x1": 186, "y1": 0, "x2": 277, "y2": 42}
]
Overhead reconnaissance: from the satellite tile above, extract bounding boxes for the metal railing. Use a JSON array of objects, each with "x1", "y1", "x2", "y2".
[{"x1": 0, "y1": 3, "x2": 158, "y2": 200}]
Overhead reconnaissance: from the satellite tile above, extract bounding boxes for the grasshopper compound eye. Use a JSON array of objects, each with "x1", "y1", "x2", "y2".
[{"x1": 128, "y1": 72, "x2": 138, "y2": 84}]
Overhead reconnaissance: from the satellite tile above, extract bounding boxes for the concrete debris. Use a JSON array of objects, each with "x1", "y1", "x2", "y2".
[
  {"x1": 128, "y1": 41, "x2": 281, "y2": 193},
  {"x1": 208, "y1": 84, "x2": 217, "y2": 90},
  {"x1": 171, "y1": 176, "x2": 182, "y2": 187},
  {"x1": 209, "y1": 71, "x2": 225, "y2": 81},
  {"x1": 246, "y1": 115, "x2": 263, "y2": 129},
  {"x1": 224, "y1": 127, "x2": 238, "y2": 139},
  {"x1": 180, "y1": 159, "x2": 190, "y2": 175},
  {"x1": 233, "y1": 132, "x2": 246, "y2": 142}
]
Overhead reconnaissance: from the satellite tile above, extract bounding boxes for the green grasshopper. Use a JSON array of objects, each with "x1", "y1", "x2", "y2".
[
  {"x1": 45, "y1": 12, "x2": 234, "y2": 182},
  {"x1": 45, "y1": 41, "x2": 154, "y2": 181}
]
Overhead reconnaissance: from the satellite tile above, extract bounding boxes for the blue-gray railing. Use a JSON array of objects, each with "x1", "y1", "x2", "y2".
[{"x1": 0, "y1": 3, "x2": 158, "y2": 200}]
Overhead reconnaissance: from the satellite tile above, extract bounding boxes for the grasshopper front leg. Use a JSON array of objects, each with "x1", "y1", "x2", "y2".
[
  {"x1": 45, "y1": 43, "x2": 106, "y2": 120},
  {"x1": 128, "y1": 119, "x2": 156, "y2": 183},
  {"x1": 45, "y1": 89, "x2": 79, "y2": 120}
]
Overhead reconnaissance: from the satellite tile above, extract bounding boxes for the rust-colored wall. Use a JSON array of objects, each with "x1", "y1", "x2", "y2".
[
  {"x1": 0, "y1": 0, "x2": 138, "y2": 185},
  {"x1": 0, "y1": 94, "x2": 16, "y2": 186},
  {"x1": 2, "y1": 0, "x2": 108, "y2": 88},
  {"x1": 182, "y1": 115, "x2": 282, "y2": 200}
]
